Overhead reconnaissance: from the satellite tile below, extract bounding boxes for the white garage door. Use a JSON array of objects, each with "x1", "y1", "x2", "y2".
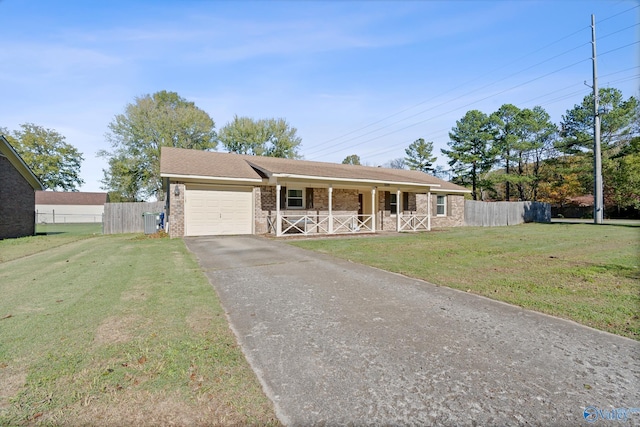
[{"x1": 185, "y1": 186, "x2": 253, "y2": 236}]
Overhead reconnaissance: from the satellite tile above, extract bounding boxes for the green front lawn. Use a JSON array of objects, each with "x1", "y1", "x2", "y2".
[
  {"x1": 1, "y1": 223, "x2": 102, "y2": 263},
  {"x1": 0, "y1": 233, "x2": 280, "y2": 426},
  {"x1": 290, "y1": 223, "x2": 640, "y2": 340},
  {"x1": 36, "y1": 222, "x2": 103, "y2": 236}
]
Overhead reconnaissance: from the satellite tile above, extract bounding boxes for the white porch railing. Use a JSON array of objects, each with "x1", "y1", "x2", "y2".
[
  {"x1": 399, "y1": 214, "x2": 430, "y2": 231},
  {"x1": 269, "y1": 214, "x2": 374, "y2": 236},
  {"x1": 282, "y1": 215, "x2": 330, "y2": 235},
  {"x1": 332, "y1": 215, "x2": 373, "y2": 234}
]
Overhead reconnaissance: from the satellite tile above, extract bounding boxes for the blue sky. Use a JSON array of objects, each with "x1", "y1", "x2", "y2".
[{"x1": 1, "y1": 0, "x2": 638, "y2": 192}]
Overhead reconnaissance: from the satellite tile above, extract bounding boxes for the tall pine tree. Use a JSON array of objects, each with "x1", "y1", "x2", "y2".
[
  {"x1": 404, "y1": 138, "x2": 437, "y2": 173},
  {"x1": 442, "y1": 110, "x2": 496, "y2": 200}
]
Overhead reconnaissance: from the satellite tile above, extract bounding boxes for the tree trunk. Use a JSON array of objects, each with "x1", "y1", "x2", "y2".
[
  {"x1": 472, "y1": 162, "x2": 478, "y2": 201},
  {"x1": 532, "y1": 153, "x2": 540, "y2": 201},
  {"x1": 517, "y1": 152, "x2": 525, "y2": 201},
  {"x1": 505, "y1": 157, "x2": 510, "y2": 201}
]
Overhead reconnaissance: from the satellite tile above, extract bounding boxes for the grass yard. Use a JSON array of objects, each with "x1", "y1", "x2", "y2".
[
  {"x1": 1, "y1": 224, "x2": 103, "y2": 264},
  {"x1": 0, "y1": 233, "x2": 280, "y2": 426},
  {"x1": 290, "y1": 223, "x2": 640, "y2": 340},
  {"x1": 36, "y1": 222, "x2": 103, "y2": 236}
]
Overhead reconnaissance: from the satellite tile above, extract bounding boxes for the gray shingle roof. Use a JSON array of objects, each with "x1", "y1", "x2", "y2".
[{"x1": 160, "y1": 147, "x2": 263, "y2": 180}]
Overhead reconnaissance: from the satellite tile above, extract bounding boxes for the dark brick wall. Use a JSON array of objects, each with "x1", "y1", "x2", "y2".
[{"x1": 0, "y1": 156, "x2": 36, "y2": 239}]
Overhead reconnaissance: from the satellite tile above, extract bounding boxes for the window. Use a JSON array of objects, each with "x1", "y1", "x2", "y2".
[
  {"x1": 287, "y1": 188, "x2": 304, "y2": 208},
  {"x1": 436, "y1": 195, "x2": 446, "y2": 216},
  {"x1": 384, "y1": 191, "x2": 405, "y2": 214},
  {"x1": 389, "y1": 193, "x2": 397, "y2": 214}
]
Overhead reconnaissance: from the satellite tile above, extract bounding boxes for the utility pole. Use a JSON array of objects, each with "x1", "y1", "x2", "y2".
[{"x1": 591, "y1": 14, "x2": 604, "y2": 224}]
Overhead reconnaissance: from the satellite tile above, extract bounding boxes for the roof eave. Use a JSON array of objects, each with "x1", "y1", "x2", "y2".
[
  {"x1": 245, "y1": 162, "x2": 273, "y2": 178},
  {"x1": 433, "y1": 188, "x2": 472, "y2": 194},
  {"x1": 160, "y1": 172, "x2": 264, "y2": 184}
]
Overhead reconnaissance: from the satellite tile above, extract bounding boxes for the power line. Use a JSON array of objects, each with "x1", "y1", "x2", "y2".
[
  {"x1": 357, "y1": 68, "x2": 639, "y2": 163},
  {"x1": 311, "y1": 56, "x2": 592, "y2": 160},
  {"x1": 306, "y1": 43, "x2": 592, "y2": 159},
  {"x1": 307, "y1": 35, "x2": 600, "y2": 158},
  {"x1": 598, "y1": 22, "x2": 640, "y2": 41},
  {"x1": 360, "y1": 13, "x2": 640, "y2": 165},
  {"x1": 305, "y1": 22, "x2": 594, "y2": 158},
  {"x1": 603, "y1": 74, "x2": 640, "y2": 87},
  {"x1": 599, "y1": 40, "x2": 640, "y2": 57},
  {"x1": 599, "y1": 4, "x2": 640, "y2": 23},
  {"x1": 306, "y1": 5, "x2": 638, "y2": 162},
  {"x1": 316, "y1": 57, "x2": 637, "y2": 162}
]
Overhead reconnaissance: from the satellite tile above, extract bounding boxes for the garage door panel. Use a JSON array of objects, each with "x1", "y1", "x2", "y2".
[{"x1": 185, "y1": 187, "x2": 252, "y2": 236}]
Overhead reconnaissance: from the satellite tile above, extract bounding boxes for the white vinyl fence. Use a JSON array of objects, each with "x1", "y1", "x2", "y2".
[
  {"x1": 464, "y1": 201, "x2": 550, "y2": 227},
  {"x1": 103, "y1": 202, "x2": 165, "y2": 234}
]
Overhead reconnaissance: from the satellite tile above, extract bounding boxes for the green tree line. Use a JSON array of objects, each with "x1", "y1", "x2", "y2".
[
  {"x1": 99, "y1": 91, "x2": 302, "y2": 201},
  {"x1": 1, "y1": 124, "x2": 84, "y2": 191},
  {"x1": 4, "y1": 88, "x2": 637, "y2": 214},
  {"x1": 2, "y1": 91, "x2": 302, "y2": 200},
  {"x1": 440, "y1": 88, "x2": 638, "y2": 213}
]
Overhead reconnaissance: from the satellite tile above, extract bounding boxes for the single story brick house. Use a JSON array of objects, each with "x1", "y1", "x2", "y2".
[
  {"x1": 35, "y1": 191, "x2": 109, "y2": 224},
  {"x1": 160, "y1": 147, "x2": 470, "y2": 238},
  {"x1": 0, "y1": 135, "x2": 44, "y2": 239}
]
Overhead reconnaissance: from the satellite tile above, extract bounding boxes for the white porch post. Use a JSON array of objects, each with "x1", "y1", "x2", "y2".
[
  {"x1": 427, "y1": 191, "x2": 431, "y2": 231},
  {"x1": 396, "y1": 189, "x2": 402, "y2": 232},
  {"x1": 371, "y1": 187, "x2": 376, "y2": 233},
  {"x1": 276, "y1": 183, "x2": 282, "y2": 236},
  {"x1": 328, "y1": 185, "x2": 333, "y2": 234}
]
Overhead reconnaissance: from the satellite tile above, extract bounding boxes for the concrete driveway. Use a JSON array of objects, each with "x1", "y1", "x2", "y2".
[{"x1": 184, "y1": 235, "x2": 640, "y2": 426}]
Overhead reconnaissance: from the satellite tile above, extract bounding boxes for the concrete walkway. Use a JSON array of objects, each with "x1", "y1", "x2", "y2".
[{"x1": 184, "y1": 236, "x2": 640, "y2": 426}]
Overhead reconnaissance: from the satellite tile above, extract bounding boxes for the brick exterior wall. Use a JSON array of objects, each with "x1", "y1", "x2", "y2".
[
  {"x1": 254, "y1": 186, "x2": 362, "y2": 234},
  {"x1": 415, "y1": 193, "x2": 429, "y2": 215},
  {"x1": 168, "y1": 183, "x2": 185, "y2": 238},
  {"x1": 314, "y1": 188, "x2": 359, "y2": 213},
  {"x1": 255, "y1": 185, "x2": 276, "y2": 234},
  {"x1": 430, "y1": 194, "x2": 465, "y2": 227},
  {"x1": 170, "y1": 183, "x2": 467, "y2": 237},
  {"x1": 0, "y1": 156, "x2": 36, "y2": 239},
  {"x1": 377, "y1": 191, "x2": 394, "y2": 231},
  {"x1": 377, "y1": 191, "x2": 420, "y2": 231},
  {"x1": 377, "y1": 191, "x2": 465, "y2": 230}
]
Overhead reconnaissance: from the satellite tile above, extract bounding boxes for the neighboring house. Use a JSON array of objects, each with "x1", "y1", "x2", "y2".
[
  {"x1": 0, "y1": 135, "x2": 44, "y2": 239},
  {"x1": 35, "y1": 191, "x2": 109, "y2": 224},
  {"x1": 160, "y1": 147, "x2": 470, "y2": 238},
  {"x1": 550, "y1": 195, "x2": 595, "y2": 219}
]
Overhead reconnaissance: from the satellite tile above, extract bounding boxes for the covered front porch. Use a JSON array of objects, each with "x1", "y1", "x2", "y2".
[{"x1": 264, "y1": 183, "x2": 434, "y2": 237}]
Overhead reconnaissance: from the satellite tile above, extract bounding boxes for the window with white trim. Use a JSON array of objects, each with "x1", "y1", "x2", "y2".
[
  {"x1": 389, "y1": 193, "x2": 397, "y2": 214},
  {"x1": 436, "y1": 195, "x2": 446, "y2": 216},
  {"x1": 287, "y1": 188, "x2": 304, "y2": 208}
]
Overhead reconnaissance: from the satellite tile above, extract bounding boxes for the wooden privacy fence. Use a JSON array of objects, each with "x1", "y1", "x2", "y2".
[
  {"x1": 464, "y1": 201, "x2": 550, "y2": 227},
  {"x1": 103, "y1": 202, "x2": 165, "y2": 234}
]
